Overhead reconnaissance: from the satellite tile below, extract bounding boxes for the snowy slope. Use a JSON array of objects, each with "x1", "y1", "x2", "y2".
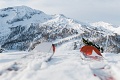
[
  {"x1": 91, "y1": 21, "x2": 120, "y2": 34},
  {"x1": 0, "y1": 6, "x2": 120, "y2": 53},
  {"x1": 0, "y1": 6, "x2": 84, "y2": 50},
  {"x1": 0, "y1": 6, "x2": 51, "y2": 36},
  {"x1": 0, "y1": 42, "x2": 120, "y2": 80},
  {"x1": 0, "y1": 6, "x2": 52, "y2": 45},
  {"x1": 0, "y1": 5, "x2": 120, "y2": 80}
]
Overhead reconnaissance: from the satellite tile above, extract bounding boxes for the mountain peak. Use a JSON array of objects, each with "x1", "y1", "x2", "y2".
[{"x1": 0, "y1": 6, "x2": 120, "y2": 53}]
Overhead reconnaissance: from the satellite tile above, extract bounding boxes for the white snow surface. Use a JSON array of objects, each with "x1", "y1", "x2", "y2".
[
  {"x1": 0, "y1": 6, "x2": 51, "y2": 37},
  {"x1": 91, "y1": 21, "x2": 120, "y2": 35},
  {"x1": 0, "y1": 42, "x2": 120, "y2": 80},
  {"x1": 33, "y1": 42, "x2": 53, "y2": 53},
  {"x1": 0, "y1": 6, "x2": 120, "y2": 80}
]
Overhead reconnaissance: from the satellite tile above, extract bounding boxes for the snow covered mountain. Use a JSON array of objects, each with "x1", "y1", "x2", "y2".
[
  {"x1": 91, "y1": 21, "x2": 120, "y2": 34},
  {"x1": 0, "y1": 6, "x2": 120, "y2": 53}
]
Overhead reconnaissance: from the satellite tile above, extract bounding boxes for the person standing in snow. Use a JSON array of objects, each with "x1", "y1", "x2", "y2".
[{"x1": 52, "y1": 44, "x2": 55, "y2": 54}]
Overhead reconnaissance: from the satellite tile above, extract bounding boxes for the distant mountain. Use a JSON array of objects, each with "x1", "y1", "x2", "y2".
[
  {"x1": 91, "y1": 21, "x2": 120, "y2": 34},
  {"x1": 0, "y1": 6, "x2": 120, "y2": 53}
]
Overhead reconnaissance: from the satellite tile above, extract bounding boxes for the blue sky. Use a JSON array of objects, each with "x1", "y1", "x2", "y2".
[{"x1": 0, "y1": 0, "x2": 120, "y2": 25}]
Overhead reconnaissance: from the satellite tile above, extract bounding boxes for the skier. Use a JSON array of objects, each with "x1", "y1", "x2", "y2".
[{"x1": 52, "y1": 44, "x2": 55, "y2": 54}]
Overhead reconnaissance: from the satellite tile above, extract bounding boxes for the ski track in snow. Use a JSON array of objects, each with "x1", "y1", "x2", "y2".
[
  {"x1": 87, "y1": 59, "x2": 115, "y2": 80},
  {"x1": 0, "y1": 45, "x2": 120, "y2": 80}
]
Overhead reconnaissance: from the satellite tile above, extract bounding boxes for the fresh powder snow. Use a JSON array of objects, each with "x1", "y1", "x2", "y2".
[
  {"x1": 0, "y1": 42, "x2": 120, "y2": 80},
  {"x1": 0, "y1": 6, "x2": 120, "y2": 80}
]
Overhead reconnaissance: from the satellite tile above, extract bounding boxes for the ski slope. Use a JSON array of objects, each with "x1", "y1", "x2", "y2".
[{"x1": 0, "y1": 42, "x2": 120, "y2": 80}]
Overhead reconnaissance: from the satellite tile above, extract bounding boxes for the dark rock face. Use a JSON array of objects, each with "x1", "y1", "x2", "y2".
[{"x1": 1, "y1": 23, "x2": 78, "y2": 50}]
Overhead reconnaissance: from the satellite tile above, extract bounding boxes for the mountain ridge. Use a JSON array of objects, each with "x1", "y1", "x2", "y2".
[{"x1": 0, "y1": 6, "x2": 120, "y2": 53}]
